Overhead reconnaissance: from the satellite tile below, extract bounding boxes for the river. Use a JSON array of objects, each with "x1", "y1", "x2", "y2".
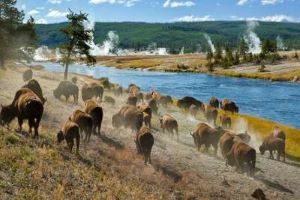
[{"x1": 41, "y1": 62, "x2": 300, "y2": 128}]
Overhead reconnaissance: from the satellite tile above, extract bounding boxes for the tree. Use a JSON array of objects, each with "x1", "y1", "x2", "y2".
[
  {"x1": 60, "y1": 10, "x2": 96, "y2": 80},
  {"x1": 261, "y1": 39, "x2": 277, "y2": 55},
  {"x1": 206, "y1": 50, "x2": 213, "y2": 62},
  {"x1": 238, "y1": 38, "x2": 248, "y2": 62},
  {"x1": 0, "y1": 0, "x2": 36, "y2": 68}
]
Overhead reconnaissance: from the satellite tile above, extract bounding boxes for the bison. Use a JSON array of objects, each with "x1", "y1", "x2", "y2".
[
  {"x1": 204, "y1": 105, "x2": 218, "y2": 126},
  {"x1": 234, "y1": 131, "x2": 251, "y2": 144},
  {"x1": 148, "y1": 98, "x2": 158, "y2": 115},
  {"x1": 190, "y1": 123, "x2": 224, "y2": 154},
  {"x1": 84, "y1": 99, "x2": 103, "y2": 135},
  {"x1": 128, "y1": 84, "x2": 140, "y2": 95},
  {"x1": 104, "y1": 96, "x2": 116, "y2": 105},
  {"x1": 71, "y1": 76, "x2": 78, "y2": 84},
  {"x1": 159, "y1": 95, "x2": 173, "y2": 107},
  {"x1": 221, "y1": 99, "x2": 239, "y2": 113},
  {"x1": 226, "y1": 141, "x2": 256, "y2": 175},
  {"x1": 0, "y1": 88, "x2": 44, "y2": 138},
  {"x1": 135, "y1": 126, "x2": 154, "y2": 164},
  {"x1": 209, "y1": 96, "x2": 219, "y2": 108},
  {"x1": 127, "y1": 96, "x2": 138, "y2": 106},
  {"x1": 271, "y1": 126, "x2": 286, "y2": 141},
  {"x1": 259, "y1": 136, "x2": 285, "y2": 162},
  {"x1": 22, "y1": 79, "x2": 46, "y2": 104},
  {"x1": 69, "y1": 110, "x2": 93, "y2": 144},
  {"x1": 57, "y1": 120, "x2": 80, "y2": 155},
  {"x1": 136, "y1": 92, "x2": 144, "y2": 103},
  {"x1": 82, "y1": 83, "x2": 104, "y2": 102},
  {"x1": 219, "y1": 132, "x2": 235, "y2": 159},
  {"x1": 53, "y1": 81, "x2": 79, "y2": 104},
  {"x1": 220, "y1": 115, "x2": 231, "y2": 129},
  {"x1": 114, "y1": 86, "x2": 123, "y2": 96},
  {"x1": 177, "y1": 96, "x2": 204, "y2": 110},
  {"x1": 137, "y1": 104, "x2": 152, "y2": 128},
  {"x1": 23, "y1": 69, "x2": 33, "y2": 82},
  {"x1": 159, "y1": 114, "x2": 179, "y2": 139}
]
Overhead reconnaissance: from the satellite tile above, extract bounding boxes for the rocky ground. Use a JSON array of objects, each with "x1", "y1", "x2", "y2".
[{"x1": 0, "y1": 63, "x2": 299, "y2": 199}]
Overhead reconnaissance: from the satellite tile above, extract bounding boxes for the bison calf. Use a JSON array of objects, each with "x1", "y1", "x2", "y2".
[
  {"x1": 259, "y1": 136, "x2": 285, "y2": 162},
  {"x1": 135, "y1": 127, "x2": 154, "y2": 165},
  {"x1": 57, "y1": 120, "x2": 80, "y2": 155},
  {"x1": 159, "y1": 114, "x2": 179, "y2": 140}
]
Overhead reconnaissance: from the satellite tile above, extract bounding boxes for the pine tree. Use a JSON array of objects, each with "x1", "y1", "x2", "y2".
[{"x1": 60, "y1": 10, "x2": 96, "y2": 80}]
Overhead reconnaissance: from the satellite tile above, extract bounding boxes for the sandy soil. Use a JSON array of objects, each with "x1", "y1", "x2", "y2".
[{"x1": 0, "y1": 63, "x2": 300, "y2": 199}]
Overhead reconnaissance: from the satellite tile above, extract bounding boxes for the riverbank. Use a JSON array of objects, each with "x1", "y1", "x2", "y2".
[
  {"x1": 1, "y1": 63, "x2": 300, "y2": 199},
  {"x1": 95, "y1": 54, "x2": 300, "y2": 82}
]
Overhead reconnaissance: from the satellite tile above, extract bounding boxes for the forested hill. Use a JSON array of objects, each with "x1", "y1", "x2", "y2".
[{"x1": 35, "y1": 21, "x2": 300, "y2": 53}]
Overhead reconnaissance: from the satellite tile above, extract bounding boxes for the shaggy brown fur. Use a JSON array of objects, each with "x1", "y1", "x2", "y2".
[
  {"x1": 57, "y1": 120, "x2": 80, "y2": 154},
  {"x1": 271, "y1": 126, "x2": 286, "y2": 140},
  {"x1": 221, "y1": 99, "x2": 239, "y2": 113},
  {"x1": 204, "y1": 105, "x2": 218, "y2": 126},
  {"x1": 69, "y1": 110, "x2": 93, "y2": 144},
  {"x1": 190, "y1": 123, "x2": 224, "y2": 154},
  {"x1": 1, "y1": 88, "x2": 44, "y2": 138},
  {"x1": 127, "y1": 96, "x2": 138, "y2": 106},
  {"x1": 177, "y1": 96, "x2": 204, "y2": 110},
  {"x1": 136, "y1": 92, "x2": 144, "y2": 103},
  {"x1": 112, "y1": 105, "x2": 143, "y2": 132},
  {"x1": 113, "y1": 86, "x2": 123, "y2": 97},
  {"x1": 259, "y1": 136, "x2": 285, "y2": 162},
  {"x1": 209, "y1": 96, "x2": 220, "y2": 108},
  {"x1": 22, "y1": 79, "x2": 46, "y2": 104},
  {"x1": 159, "y1": 114, "x2": 179, "y2": 139},
  {"x1": 23, "y1": 69, "x2": 33, "y2": 82},
  {"x1": 137, "y1": 104, "x2": 152, "y2": 128},
  {"x1": 159, "y1": 95, "x2": 173, "y2": 107},
  {"x1": 148, "y1": 98, "x2": 158, "y2": 115},
  {"x1": 220, "y1": 115, "x2": 232, "y2": 129},
  {"x1": 53, "y1": 81, "x2": 79, "y2": 104},
  {"x1": 135, "y1": 126, "x2": 154, "y2": 164},
  {"x1": 84, "y1": 99, "x2": 103, "y2": 135},
  {"x1": 104, "y1": 96, "x2": 116, "y2": 105},
  {"x1": 71, "y1": 76, "x2": 78, "y2": 84},
  {"x1": 219, "y1": 132, "x2": 235, "y2": 159},
  {"x1": 189, "y1": 104, "x2": 199, "y2": 117},
  {"x1": 81, "y1": 83, "x2": 104, "y2": 102},
  {"x1": 128, "y1": 84, "x2": 140, "y2": 95},
  {"x1": 144, "y1": 93, "x2": 152, "y2": 101},
  {"x1": 234, "y1": 132, "x2": 251, "y2": 144},
  {"x1": 226, "y1": 142, "x2": 256, "y2": 176},
  {"x1": 252, "y1": 189, "x2": 267, "y2": 200}
]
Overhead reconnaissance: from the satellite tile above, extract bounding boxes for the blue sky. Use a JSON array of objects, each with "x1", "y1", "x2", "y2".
[{"x1": 16, "y1": 0, "x2": 300, "y2": 24}]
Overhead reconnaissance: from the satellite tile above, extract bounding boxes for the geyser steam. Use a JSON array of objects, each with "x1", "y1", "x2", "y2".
[
  {"x1": 204, "y1": 34, "x2": 216, "y2": 53},
  {"x1": 276, "y1": 35, "x2": 286, "y2": 50},
  {"x1": 244, "y1": 21, "x2": 261, "y2": 54}
]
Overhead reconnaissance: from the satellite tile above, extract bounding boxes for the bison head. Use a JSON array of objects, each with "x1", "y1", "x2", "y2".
[
  {"x1": 57, "y1": 131, "x2": 64, "y2": 143},
  {"x1": 259, "y1": 145, "x2": 265, "y2": 155},
  {"x1": 0, "y1": 104, "x2": 17, "y2": 126}
]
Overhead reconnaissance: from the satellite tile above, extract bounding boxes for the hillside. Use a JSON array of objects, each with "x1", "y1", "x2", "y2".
[
  {"x1": 0, "y1": 63, "x2": 300, "y2": 199},
  {"x1": 35, "y1": 21, "x2": 300, "y2": 53}
]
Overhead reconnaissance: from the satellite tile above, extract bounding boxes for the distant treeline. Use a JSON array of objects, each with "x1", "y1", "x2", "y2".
[{"x1": 35, "y1": 21, "x2": 300, "y2": 53}]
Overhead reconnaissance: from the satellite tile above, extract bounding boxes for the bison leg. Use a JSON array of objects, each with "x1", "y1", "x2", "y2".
[
  {"x1": 28, "y1": 118, "x2": 34, "y2": 136},
  {"x1": 68, "y1": 141, "x2": 74, "y2": 153},
  {"x1": 17, "y1": 117, "x2": 23, "y2": 133},
  {"x1": 34, "y1": 116, "x2": 42, "y2": 139},
  {"x1": 204, "y1": 143, "x2": 210, "y2": 153},
  {"x1": 269, "y1": 150, "x2": 274, "y2": 160}
]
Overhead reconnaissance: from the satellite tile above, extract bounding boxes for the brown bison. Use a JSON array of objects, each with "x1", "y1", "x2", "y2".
[
  {"x1": 209, "y1": 96, "x2": 219, "y2": 108},
  {"x1": 204, "y1": 105, "x2": 218, "y2": 126},
  {"x1": 84, "y1": 99, "x2": 103, "y2": 135},
  {"x1": 221, "y1": 99, "x2": 239, "y2": 113},
  {"x1": 112, "y1": 105, "x2": 143, "y2": 132},
  {"x1": 159, "y1": 95, "x2": 173, "y2": 107},
  {"x1": 226, "y1": 141, "x2": 256, "y2": 175},
  {"x1": 0, "y1": 88, "x2": 44, "y2": 138},
  {"x1": 177, "y1": 96, "x2": 204, "y2": 110},
  {"x1": 252, "y1": 189, "x2": 266, "y2": 200},
  {"x1": 259, "y1": 136, "x2": 285, "y2": 162},
  {"x1": 135, "y1": 126, "x2": 154, "y2": 164},
  {"x1": 271, "y1": 126, "x2": 286, "y2": 141},
  {"x1": 104, "y1": 96, "x2": 116, "y2": 105},
  {"x1": 189, "y1": 104, "x2": 200, "y2": 117},
  {"x1": 220, "y1": 115, "x2": 231, "y2": 129},
  {"x1": 128, "y1": 84, "x2": 140, "y2": 95},
  {"x1": 190, "y1": 123, "x2": 224, "y2": 154},
  {"x1": 136, "y1": 92, "x2": 144, "y2": 103},
  {"x1": 159, "y1": 114, "x2": 179, "y2": 139},
  {"x1": 23, "y1": 69, "x2": 33, "y2": 82},
  {"x1": 137, "y1": 104, "x2": 152, "y2": 128},
  {"x1": 113, "y1": 86, "x2": 123, "y2": 96},
  {"x1": 148, "y1": 98, "x2": 158, "y2": 114},
  {"x1": 71, "y1": 76, "x2": 78, "y2": 84},
  {"x1": 234, "y1": 131, "x2": 251, "y2": 144},
  {"x1": 219, "y1": 132, "x2": 235, "y2": 159},
  {"x1": 69, "y1": 110, "x2": 93, "y2": 144},
  {"x1": 151, "y1": 90, "x2": 161, "y2": 101},
  {"x1": 53, "y1": 81, "x2": 79, "y2": 104},
  {"x1": 57, "y1": 120, "x2": 80, "y2": 154},
  {"x1": 22, "y1": 79, "x2": 46, "y2": 104},
  {"x1": 82, "y1": 83, "x2": 104, "y2": 102},
  {"x1": 127, "y1": 96, "x2": 138, "y2": 106},
  {"x1": 144, "y1": 93, "x2": 153, "y2": 101}
]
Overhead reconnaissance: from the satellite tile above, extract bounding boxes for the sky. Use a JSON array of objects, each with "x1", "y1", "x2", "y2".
[{"x1": 16, "y1": 0, "x2": 300, "y2": 24}]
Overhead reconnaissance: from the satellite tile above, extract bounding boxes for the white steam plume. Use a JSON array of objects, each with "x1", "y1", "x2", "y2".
[
  {"x1": 244, "y1": 21, "x2": 261, "y2": 54},
  {"x1": 204, "y1": 34, "x2": 216, "y2": 53},
  {"x1": 276, "y1": 35, "x2": 286, "y2": 50}
]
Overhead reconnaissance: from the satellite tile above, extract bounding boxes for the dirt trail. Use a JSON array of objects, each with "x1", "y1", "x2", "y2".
[{"x1": 0, "y1": 64, "x2": 299, "y2": 199}]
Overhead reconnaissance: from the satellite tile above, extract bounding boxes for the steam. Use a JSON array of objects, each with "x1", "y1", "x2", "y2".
[
  {"x1": 243, "y1": 21, "x2": 261, "y2": 54},
  {"x1": 179, "y1": 47, "x2": 185, "y2": 55},
  {"x1": 34, "y1": 46, "x2": 52, "y2": 61},
  {"x1": 276, "y1": 35, "x2": 286, "y2": 50},
  {"x1": 204, "y1": 34, "x2": 216, "y2": 53}
]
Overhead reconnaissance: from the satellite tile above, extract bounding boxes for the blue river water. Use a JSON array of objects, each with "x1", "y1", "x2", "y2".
[{"x1": 41, "y1": 62, "x2": 299, "y2": 128}]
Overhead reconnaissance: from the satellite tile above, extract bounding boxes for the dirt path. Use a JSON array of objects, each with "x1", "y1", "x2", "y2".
[{"x1": 0, "y1": 64, "x2": 299, "y2": 199}]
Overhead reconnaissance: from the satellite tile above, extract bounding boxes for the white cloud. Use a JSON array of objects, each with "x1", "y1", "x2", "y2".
[
  {"x1": 48, "y1": 0, "x2": 62, "y2": 4},
  {"x1": 237, "y1": 0, "x2": 248, "y2": 6},
  {"x1": 47, "y1": 9, "x2": 68, "y2": 18},
  {"x1": 261, "y1": 0, "x2": 283, "y2": 5},
  {"x1": 21, "y1": 4, "x2": 27, "y2": 10},
  {"x1": 89, "y1": 0, "x2": 140, "y2": 7},
  {"x1": 232, "y1": 15, "x2": 297, "y2": 22},
  {"x1": 163, "y1": 0, "x2": 195, "y2": 8},
  {"x1": 36, "y1": 18, "x2": 48, "y2": 24},
  {"x1": 28, "y1": 9, "x2": 40, "y2": 16},
  {"x1": 173, "y1": 15, "x2": 215, "y2": 22}
]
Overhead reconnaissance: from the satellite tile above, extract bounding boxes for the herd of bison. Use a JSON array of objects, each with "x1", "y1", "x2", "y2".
[{"x1": 0, "y1": 69, "x2": 286, "y2": 179}]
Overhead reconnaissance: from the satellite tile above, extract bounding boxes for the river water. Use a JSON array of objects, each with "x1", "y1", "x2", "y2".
[{"x1": 41, "y1": 62, "x2": 299, "y2": 128}]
